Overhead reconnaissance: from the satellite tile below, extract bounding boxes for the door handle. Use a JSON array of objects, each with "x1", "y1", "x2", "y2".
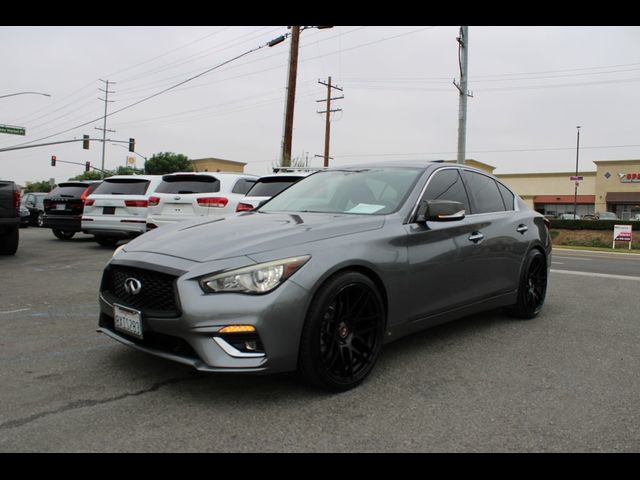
[
  {"x1": 516, "y1": 224, "x2": 529, "y2": 234},
  {"x1": 468, "y1": 232, "x2": 484, "y2": 243}
]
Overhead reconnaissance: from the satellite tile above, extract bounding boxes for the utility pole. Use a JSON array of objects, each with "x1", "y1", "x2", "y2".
[
  {"x1": 573, "y1": 126, "x2": 581, "y2": 220},
  {"x1": 96, "y1": 79, "x2": 116, "y2": 178},
  {"x1": 316, "y1": 76, "x2": 344, "y2": 167},
  {"x1": 453, "y1": 26, "x2": 472, "y2": 164},
  {"x1": 281, "y1": 26, "x2": 300, "y2": 168}
]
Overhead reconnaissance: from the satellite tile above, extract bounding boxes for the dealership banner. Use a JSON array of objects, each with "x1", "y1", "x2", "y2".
[{"x1": 613, "y1": 224, "x2": 633, "y2": 250}]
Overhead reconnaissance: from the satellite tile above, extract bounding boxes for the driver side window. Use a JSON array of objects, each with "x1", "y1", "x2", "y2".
[{"x1": 422, "y1": 169, "x2": 471, "y2": 213}]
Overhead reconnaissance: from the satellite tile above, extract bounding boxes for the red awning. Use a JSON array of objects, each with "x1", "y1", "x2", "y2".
[
  {"x1": 606, "y1": 192, "x2": 640, "y2": 204},
  {"x1": 533, "y1": 195, "x2": 595, "y2": 204}
]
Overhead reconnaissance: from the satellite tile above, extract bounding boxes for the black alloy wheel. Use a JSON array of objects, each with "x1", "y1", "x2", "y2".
[
  {"x1": 508, "y1": 249, "x2": 547, "y2": 319},
  {"x1": 299, "y1": 271, "x2": 385, "y2": 391}
]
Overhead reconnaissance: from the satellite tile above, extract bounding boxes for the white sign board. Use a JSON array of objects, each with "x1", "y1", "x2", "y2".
[{"x1": 613, "y1": 224, "x2": 633, "y2": 250}]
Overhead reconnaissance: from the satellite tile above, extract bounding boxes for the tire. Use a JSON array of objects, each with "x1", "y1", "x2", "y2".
[
  {"x1": 298, "y1": 271, "x2": 386, "y2": 392},
  {"x1": 95, "y1": 237, "x2": 119, "y2": 247},
  {"x1": 37, "y1": 212, "x2": 44, "y2": 228},
  {"x1": 507, "y1": 249, "x2": 548, "y2": 319},
  {"x1": 52, "y1": 228, "x2": 75, "y2": 240},
  {"x1": 0, "y1": 227, "x2": 19, "y2": 255}
]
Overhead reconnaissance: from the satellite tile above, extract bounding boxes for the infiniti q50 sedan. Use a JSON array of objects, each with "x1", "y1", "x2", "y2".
[{"x1": 97, "y1": 162, "x2": 552, "y2": 391}]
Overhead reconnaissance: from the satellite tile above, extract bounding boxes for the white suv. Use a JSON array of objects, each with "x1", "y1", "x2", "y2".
[
  {"x1": 236, "y1": 172, "x2": 313, "y2": 212},
  {"x1": 81, "y1": 175, "x2": 163, "y2": 247},
  {"x1": 146, "y1": 172, "x2": 258, "y2": 229}
]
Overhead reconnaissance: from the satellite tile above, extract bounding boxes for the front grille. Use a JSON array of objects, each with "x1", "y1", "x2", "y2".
[{"x1": 103, "y1": 265, "x2": 179, "y2": 315}]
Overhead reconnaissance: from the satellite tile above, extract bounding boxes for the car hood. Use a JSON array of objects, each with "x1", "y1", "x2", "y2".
[{"x1": 123, "y1": 211, "x2": 385, "y2": 263}]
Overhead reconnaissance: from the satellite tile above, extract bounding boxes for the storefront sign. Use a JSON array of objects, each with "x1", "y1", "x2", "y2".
[
  {"x1": 613, "y1": 224, "x2": 633, "y2": 250},
  {"x1": 618, "y1": 172, "x2": 640, "y2": 183}
]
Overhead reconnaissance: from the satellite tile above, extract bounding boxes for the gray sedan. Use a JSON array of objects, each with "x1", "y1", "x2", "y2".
[{"x1": 97, "y1": 162, "x2": 551, "y2": 391}]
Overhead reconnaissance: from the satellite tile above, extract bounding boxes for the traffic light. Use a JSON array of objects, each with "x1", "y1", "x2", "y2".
[
  {"x1": 128, "y1": 138, "x2": 135, "y2": 152},
  {"x1": 83, "y1": 134, "x2": 90, "y2": 150},
  {"x1": 85, "y1": 161, "x2": 90, "y2": 172},
  {"x1": 51, "y1": 155, "x2": 56, "y2": 166}
]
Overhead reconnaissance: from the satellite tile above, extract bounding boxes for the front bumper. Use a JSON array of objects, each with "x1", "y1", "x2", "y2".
[{"x1": 97, "y1": 266, "x2": 311, "y2": 375}]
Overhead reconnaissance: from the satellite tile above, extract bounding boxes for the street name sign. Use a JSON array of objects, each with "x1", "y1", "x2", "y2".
[{"x1": 0, "y1": 124, "x2": 26, "y2": 136}]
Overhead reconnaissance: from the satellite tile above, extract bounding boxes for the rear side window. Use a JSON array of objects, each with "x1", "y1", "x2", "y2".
[
  {"x1": 497, "y1": 182, "x2": 515, "y2": 210},
  {"x1": 422, "y1": 169, "x2": 470, "y2": 213},
  {"x1": 93, "y1": 179, "x2": 151, "y2": 195},
  {"x1": 462, "y1": 171, "x2": 506, "y2": 214},
  {"x1": 232, "y1": 178, "x2": 256, "y2": 195},
  {"x1": 246, "y1": 177, "x2": 301, "y2": 197},
  {"x1": 155, "y1": 175, "x2": 220, "y2": 194}
]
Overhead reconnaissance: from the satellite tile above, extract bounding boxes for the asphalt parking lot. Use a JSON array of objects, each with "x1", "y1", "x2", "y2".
[{"x1": 1, "y1": 227, "x2": 639, "y2": 452}]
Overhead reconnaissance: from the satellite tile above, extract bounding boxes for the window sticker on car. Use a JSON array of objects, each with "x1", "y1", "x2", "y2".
[{"x1": 346, "y1": 203, "x2": 386, "y2": 214}]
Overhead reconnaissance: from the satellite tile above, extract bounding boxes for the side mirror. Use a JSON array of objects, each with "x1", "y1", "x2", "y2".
[{"x1": 416, "y1": 200, "x2": 465, "y2": 223}]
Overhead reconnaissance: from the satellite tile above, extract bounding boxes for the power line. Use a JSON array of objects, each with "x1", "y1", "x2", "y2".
[{"x1": 1, "y1": 39, "x2": 276, "y2": 151}]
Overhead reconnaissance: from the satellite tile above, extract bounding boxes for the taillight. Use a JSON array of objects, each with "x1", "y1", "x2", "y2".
[
  {"x1": 197, "y1": 197, "x2": 228, "y2": 208},
  {"x1": 13, "y1": 190, "x2": 20, "y2": 212},
  {"x1": 236, "y1": 202, "x2": 254, "y2": 212},
  {"x1": 148, "y1": 196, "x2": 160, "y2": 207},
  {"x1": 80, "y1": 186, "x2": 91, "y2": 204},
  {"x1": 85, "y1": 199, "x2": 95, "y2": 206},
  {"x1": 125, "y1": 200, "x2": 149, "y2": 208}
]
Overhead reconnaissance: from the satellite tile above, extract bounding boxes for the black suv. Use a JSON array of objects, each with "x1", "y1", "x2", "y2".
[
  {"x1": 0, "y1": 180, "x2": 20, "y2": 255},
  {"x1": 43, "y1": 181, "x2": 101, "y2": 239}
]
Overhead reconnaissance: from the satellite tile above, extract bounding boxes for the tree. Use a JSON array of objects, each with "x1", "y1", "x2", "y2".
[
  {"x1": 144, "y1": 152, "x2": 192, "y2": 175},
  {"x1": 24, "y1": 180, "x2": 53, "y2": 193},
  {"x1": 70, "y1": 170, "x2": 107, "y2": 181}
]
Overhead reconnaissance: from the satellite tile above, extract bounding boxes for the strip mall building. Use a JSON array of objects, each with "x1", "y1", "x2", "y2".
[{"x1": 457, "y1": 159, "x2": 640, "y2": 220}]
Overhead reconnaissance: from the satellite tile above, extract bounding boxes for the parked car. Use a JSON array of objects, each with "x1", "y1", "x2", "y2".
[
  {"x1": 146, "y1": 172, "x2": 257, "y2": 228},
  {"x1": 0, "y1": 180, "x2": 20, "y2": 255},
  {"x1": 595, "y1": 212, "x2": 618, "y2": 220},
  {"x1": 82, "y1": 175, "x2": 162, "y2": 247},
  {"x1": 19, "y1": 205, "x2": 30, "y2": 228},
  {"x1": 558, "y1": 213, "x2": 581, "y2": 220},
  {"x1": 97, "y1": 162, "x2": 551, "y2": 391},
  {"x1": 235, "y1": 172, "x2": 312, "y2": 212},
  {"x1": 43, "y1": 181, "x2": 101, "y2": 240},
  {"x1": 22, "y1": 192, "x2": 48, "y2": 227},
  {"x1": 631, "y1": 214, "x2": 640, "y2": 221},
  {"x1": 581, "y1": 214, "x2": 597, "y2": 221}
]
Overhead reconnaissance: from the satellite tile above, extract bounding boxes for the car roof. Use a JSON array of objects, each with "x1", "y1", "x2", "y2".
[{"x1": 163, "y1": 171, "x2": 257, "y2": 178}]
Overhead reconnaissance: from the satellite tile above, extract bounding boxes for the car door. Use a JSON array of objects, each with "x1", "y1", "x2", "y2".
[
  {"x1": 405, "y1": 167, "x2": 480, "y2": 323},
  {"x1": 459, "y1": 169, "x2": 525, "y2": 299}
]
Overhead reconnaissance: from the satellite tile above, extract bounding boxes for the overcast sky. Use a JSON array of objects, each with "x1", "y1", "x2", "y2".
[{"x1": 1, "y1": 25, "x2": 639, "y2": 186}]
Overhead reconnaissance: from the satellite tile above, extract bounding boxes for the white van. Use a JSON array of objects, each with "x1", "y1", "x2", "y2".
[
  {"x1": 81, "y1": 175, "x2": 162, "y2": 247},
  {"x1": 146, "y1": 172, "x2": 258, "y2": 228}
]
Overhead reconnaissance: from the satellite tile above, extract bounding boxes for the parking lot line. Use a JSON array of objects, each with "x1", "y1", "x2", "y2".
[{"x1": 551, "y1": 269, "x2": 640, "y2": 282}]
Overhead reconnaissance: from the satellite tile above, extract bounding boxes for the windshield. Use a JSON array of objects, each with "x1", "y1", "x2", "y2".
[
  {"x1": 155, "y1": 174, "x2": 221, "y2": 194},
  {"x1": 259, "y1": 168, "x2": 422, "y2": 215},
  {"x1": 93, "y1": 178, "x2": 150, "y2": 196}
]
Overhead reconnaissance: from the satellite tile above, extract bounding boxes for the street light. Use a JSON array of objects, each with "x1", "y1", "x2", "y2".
[
  {"x1": 0, "y1": 91, "x2": 51, "y2": 99},
  {"x1": 573, "y1": 126, "x2": 581, "y2": 220}
]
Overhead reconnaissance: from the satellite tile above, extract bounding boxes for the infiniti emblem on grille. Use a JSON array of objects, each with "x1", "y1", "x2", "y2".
[{"x1": 124, "y1": 277, "x2": 142, "y2": 295}]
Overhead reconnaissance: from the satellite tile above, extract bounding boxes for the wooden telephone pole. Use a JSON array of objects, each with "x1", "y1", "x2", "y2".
[{"x1": 316, "y1": 76, "x2": 343, "y2": 167}]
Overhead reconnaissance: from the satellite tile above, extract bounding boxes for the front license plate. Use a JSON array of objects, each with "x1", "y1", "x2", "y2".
[{"x1": 114, "y1": 304, "x2": 143, "y2": 339}]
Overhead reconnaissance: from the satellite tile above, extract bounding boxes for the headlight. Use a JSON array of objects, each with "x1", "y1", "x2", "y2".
[{"x1": 199, "y1": 256, "x2": 310, "y2": 294}]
